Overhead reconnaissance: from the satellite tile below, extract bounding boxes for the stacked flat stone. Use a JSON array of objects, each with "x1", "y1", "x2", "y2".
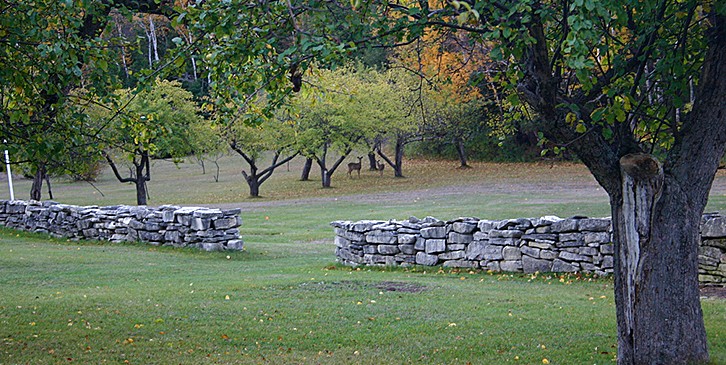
[
  {"x1": 700, "y1": 213, "x2": 726, "y2": 284},
  {"x1": 0, "y1": 200, "x2": 243, "y2": 251},
  {"x1": 332, "y1": 213, "x2": 726, "y2": 285}
]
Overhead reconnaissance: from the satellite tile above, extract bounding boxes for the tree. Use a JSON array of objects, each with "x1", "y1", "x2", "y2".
[
  {"x1": 100, "y1": 79, "x2": 201, "y2": 205},
  {"x1": 219, "y1": 106, "x2": 299, "y2": 197},
  {"x1": 361, "y1": 68, "x2": 426, "y2": 178},
  {"x1": 189, "y1": 120, "x2": 227, "y2": 181}
]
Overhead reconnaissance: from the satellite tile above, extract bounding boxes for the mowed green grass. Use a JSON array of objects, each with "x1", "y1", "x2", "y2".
[{"x1": 0, "y1": 156, "x2": 725, "y2": 364}]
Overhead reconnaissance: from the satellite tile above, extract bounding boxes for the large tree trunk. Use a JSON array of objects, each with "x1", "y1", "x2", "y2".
[
  {"x1": 300, "y1": 158, "x2": 313, "y2": 181},
  {"x1": 135, "y1": 178, "x2": 148, "y2": 206},
  {"x1": 247, "y1": 178, "x2": 260, "y2": 197},
  {"x1": 393, "y1": 136, "x2": 404, "y2": 178},
  {"x1": 134, "y1": 156, "x2": 149, "y2": 206},
  {"x1": 320, "y1": 168, "x2": 331, "y2": 188},
  {"x1": 367, "y1": 152, "x2": 377, "y2": 171},
  {"x1": 612, "y1": 154, "x2": 708, "y2": 364}
]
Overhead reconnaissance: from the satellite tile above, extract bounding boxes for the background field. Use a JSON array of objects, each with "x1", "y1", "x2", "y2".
[{"x1": 1, "y1": 156, "x2": 724, "y2": 364}]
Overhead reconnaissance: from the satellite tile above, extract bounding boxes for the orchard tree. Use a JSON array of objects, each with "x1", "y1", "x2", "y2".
[
  {"x1": 293, "y1": 67, "x2": 371, "y2": 188},
  {"x1": 362, "y1": 68, "x2": 427, "y2": 177},
  {"x1": 100, "y1": 79, "x2": 201, "y2": 205},
  {"x1": 218, "y1": 104, "x2": 299, "y2": 197}
]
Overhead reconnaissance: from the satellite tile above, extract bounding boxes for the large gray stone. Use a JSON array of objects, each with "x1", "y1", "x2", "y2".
[
  {"x1": 482, "y1": 246, "x2": 504, "y2": 261},
  {"x1": 702, "y1": 216, "x2": 726, "y2": 238},
  {"x1": 334, "y1": 236, "x2": 350, "y2": 248},
  {"x1": 416, "y1": 252, "x2": 439, "y2": 266},
  {"x1": 601, "y1": 256, "x2": 614, "y2": 269},
  {"x1": 500, "y1": 260, "x2": 523, "y2": 272},
  {"x1": 443, "y1": 260, "x2": 479, "y2": 268},
  {"x1": 425, "y1": 239, "x2": 446, "y2": 253},
  {"x1": 399, "y1": 244, "x2": 416, "y2": 255},
  {"x1": 378, "y1": 245, "x2": 400, "y2": 255},
  {"x1": 191, "y1": 217, "x2": 211, "y2": 230},
  {"x1": 578, "y1": 218, "x2": 611, "y2": 232},
  {"x1": 522, "y1": 256, "x2": 552, "y2": 273},
  {"x1": 421, "y1": 226, "x2": 447, "y2": 239},
  {"x1": 477, "y1": 220, "x2": 497, "y2": 232},
  {"x1": 199, "y1": 241, "x2": 224, "y2": 251},
  {"x1": 438, "y1": 250, "x2": 465, "y2": 260},
  {"x1": 448, "y1": 232, "x2": 473, "y2": 244},
  {"x1": 398, "y1": 234, "x2": 418, "y2": 244},
  {"x1": 465, "y1": 241, "x2": 488, "y2": 260},
  {"x1": 552, "y1": 259, "x2": 578, "y2": 272},
  {"x1": 551, "y1": 219, "x2": 578, "y2": 233},
  {"x1": 213, "y1": 217, "x2": 238, "y2": 230},
  {"x1": 451, "y1": 222, "x2": 477, "y2": 234},
  {"x1": 414, "y1": 237, "x2": 426, "y2": 251},
  {"x1": 366, "y1": 230, "x2": 397, "y2": 244},
  {"x1": 559, "y1": 251, "x2": 589, "y2": 262},
  {"x1": 584, "y1": 232, "x2": 611, "y2": 244},
  {"x1": 600, "y1": 244, "x2": 615, "y2": 255},
  {"x1": 502, "y1": 246, "x2": 522, "y2": 260},
  {"x1": 489, "y1": 229, "x2": 523, "y2": 239},
  {"x1": 521, "y1": 245, "x2": 541, "y2": 258},
  {"x1": 226, "y1": 239, "x2": 245, "y2": 250}
]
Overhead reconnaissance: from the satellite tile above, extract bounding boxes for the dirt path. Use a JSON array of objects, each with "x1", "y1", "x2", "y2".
[{"x1": 204, "y1": 169, "x2": 726, "y2": 211}]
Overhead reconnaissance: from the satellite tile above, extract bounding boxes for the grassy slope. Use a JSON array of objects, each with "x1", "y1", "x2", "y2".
[{"x1": 0, "y1": 156, "x2": 724, "y2": 364}]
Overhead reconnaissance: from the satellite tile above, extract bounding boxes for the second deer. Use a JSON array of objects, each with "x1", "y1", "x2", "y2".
[
  {"x1": 347, "y1": 156, "x2": 363, "y2": 178},
  {"x1": 376, "y1": 160, "x2": 385, "y2": 176}
]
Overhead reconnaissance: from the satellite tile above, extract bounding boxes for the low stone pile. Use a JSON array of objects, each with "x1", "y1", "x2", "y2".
[
  {"x1": 332, "y1": 213, "x2": 726, "y2": 285},
  {"x1": 0, "y1": 200, "x2": 243, "y2": 251},
  {"x1": 700, "y1": 213, "x2": 726, "y2": 285}
]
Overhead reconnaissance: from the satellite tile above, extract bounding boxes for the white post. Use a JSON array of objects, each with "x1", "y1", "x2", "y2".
[{"x1": 4, "y1": 142, "x2": 14, "y2": 201}]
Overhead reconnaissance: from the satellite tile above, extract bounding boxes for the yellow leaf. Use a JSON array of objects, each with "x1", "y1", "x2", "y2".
[
  {"x1": 542, "y1": 359, "x2": 550, "y2": 364},
  {"x1": 225, "y1": 295, "x2": 230, "y2": 300}
]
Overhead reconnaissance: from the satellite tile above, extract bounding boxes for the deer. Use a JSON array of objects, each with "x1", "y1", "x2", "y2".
[
  {"x1": 347, "y1": 156, "x2": 363, "y2": 178},
  {"x1": 376, "y1": 160, "x2": 385, "y2": 176}
]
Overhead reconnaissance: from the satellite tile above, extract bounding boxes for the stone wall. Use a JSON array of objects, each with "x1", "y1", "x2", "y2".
[
  {"x1": 332, "y1": 213, "x2": 726, "y2": 285},
  {"x1": 0, "y1": 200, "x2": 243, "y2": 251}
]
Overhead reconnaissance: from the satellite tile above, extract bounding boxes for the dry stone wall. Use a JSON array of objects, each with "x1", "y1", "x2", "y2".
[
  {"x1": 0, "y1": 200, "x2": 243, "y2": 251},
  {"x1": 332, "y1": 213, "x2": 726, "y2": 285}
]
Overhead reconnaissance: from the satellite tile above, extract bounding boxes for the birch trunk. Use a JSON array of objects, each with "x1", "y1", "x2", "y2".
[{"x1": 149, "y1": 16, "x2": 159, "y2": 63}]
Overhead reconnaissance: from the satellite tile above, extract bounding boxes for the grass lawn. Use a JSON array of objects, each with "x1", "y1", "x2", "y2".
[{"x1": 1, "y1": 157, "x2": 724, "y2": 364}]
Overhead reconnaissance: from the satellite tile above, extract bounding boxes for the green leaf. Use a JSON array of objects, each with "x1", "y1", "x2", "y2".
[{"x1": 575, "y1": 122, "x2": 587, "y2": 133}]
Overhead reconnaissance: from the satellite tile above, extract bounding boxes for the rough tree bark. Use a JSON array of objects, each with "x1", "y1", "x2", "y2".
[
  {"x1": 367, "y1": 152, "x2": 377, "y2": 171},
  {"x1": 30, "y1": 163, "x2": 46, "y2": 201},
  {"x1": 300, "y1": 157, "x2": 313, "y2": 181},
  {"x1": 375, "y1": 135, "x2": 406, "y2": 178}
]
